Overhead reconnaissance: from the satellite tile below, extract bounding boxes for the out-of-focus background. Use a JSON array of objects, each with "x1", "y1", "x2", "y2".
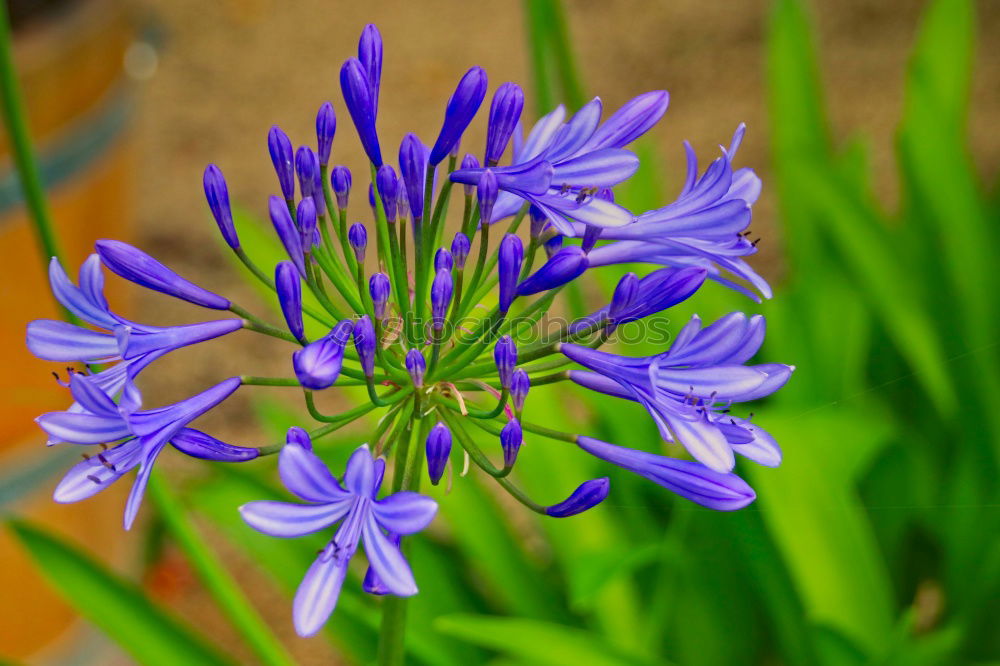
[{"x1": 3, "y1": 0, "x2": 1000, "y2": 664}]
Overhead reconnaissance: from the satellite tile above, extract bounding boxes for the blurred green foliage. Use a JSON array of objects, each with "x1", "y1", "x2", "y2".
[{"x1": 8, "y1": 0, "x2": 1000, "y2": 664}]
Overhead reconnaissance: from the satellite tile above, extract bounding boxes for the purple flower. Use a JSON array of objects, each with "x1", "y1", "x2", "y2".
[
  {"x1": 269, "y1": 195, "x2": 306, "y2": 277},
  {"x1": 275, "y1": 261, "x2": 304, "y2": 341},
  {"x1": 545, "y1": 477, "x2": 609, "y2": 517},
  {"x1": 203, "y1": 164, "x2": 238, "y2": 249},
  {"x1": 293, "y1": 321, "x2": 354, "y2": 390},
  {"x1": 568, "y1": 266, "x2": 707, "y2": 334},
  {"x1": 40, "y1": 373, "x2": 241, "y2": 529},
  {"x1": 241, "y1": 438, "x2": 437, "y2": 636},
  {"x1": 434, "y1": 248, "x2": 453, "y2": 273},
  {"x1": 485, "y1": 82, "x2": 524, "y2": 165},
  {"x1": 451, "y1": 232, "x2": 471, "y2": 269},
  {"x1": 297, "y1": 196, "x2": 318, "y2": 250},
  {"x1": 358, "y1": 24, "x2": 383, "y2": 116},
  {"x1": 425, "y1": 421, "x2": 451, "y2": 485},
  {"x1": 375, "y1": 164, "x2": 399, "y2": 222},
  {"x1": 516, "y1": 246, "x2": 589, "y2": 297},
  {"x1": 586, "y1": 126, "x2": 769, "y2": 301},
  {"x1": 96, "y1": 240, "x2": 230, "y2": 310},
  {"x1": 399, "y1": 133, "x2": 429, "y2": 220},
  {"x1": 268, "y1": 125, "x2": 295, "y2": 200},
  {"x1": 430, "y1": 269, "x2": 453, "y2": 332},
  {"x1": 429, "y1": 66, "x2": 488, "y2": 165},
  {"x1": 331, "y1": 165, "x2": 352, "y2": 209},
  {"x1": 510, "y1": 368, "x2": 530, "y2": 411},
  {"x1": 563, "y1": 312, "x2": 791, "y2": 472},
  {"x1": 369, "y1": 272, "x2": 391, "y2": 321},
  {"x1": 340, "y1": 57, "x2": 382, "y2": 166},
  {"x1": 576, "y1": 436, "x2": 756, "y2": 510},
  {"x1": 296, "y1": 146, "x2": 320, "y2": 204},
  {"x1": 315, "y1": 102, "x2": 337, "y2": 165},
  {"x1": 349, "y1": 223, "x2": 368, "y2": 263},
  {"x1": 405, "y1": 349, "x2": 426, "y2": 387},
  {"x1": 500, "y1": 418, "x2": 521, "y2": 468},
  {"x1": 497, "y1": 234, "x2": 523, "y2": 312},
  {"x1": 493, "y1": 335, "x2": 517, "y2": 388},
  {"x1": 353, "y1": 315, "x2": 376, "y2": 377}
]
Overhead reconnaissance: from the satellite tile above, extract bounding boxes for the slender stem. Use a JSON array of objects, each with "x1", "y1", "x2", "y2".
[
  {"x1": 232, "y1": 304, "x2": 300, "y2": 344},
  {"x1": 240, "y1": 376, "x2": 302, "y2": 387},
  {"x1": 147, "y1": 475, "x2": 297, "y2": 666}
]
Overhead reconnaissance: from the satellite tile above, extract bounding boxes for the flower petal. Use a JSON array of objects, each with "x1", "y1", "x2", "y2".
[
  {"x1": 372, "y1": 492, "x2": 437, "y2": 535},
  {"x1": 362, "y1": 515, "x2": 417, "y2": 596},
  {"x1": 26, "y1": 320, "x2": 118, "y2": 362},
  {"x1": 37, "y1": 411, "x2": 131, "y2": 445},
  {"x1": 551, "y1": 148, "x2": 639, "y2": 188},
  {"x1": 240, "y1": 500, "x2": 352, "y2": 537},
  {"x1": 123, "y1": 440, "x2": 167, "y2": 530},
  {"x1": 343, "y1": 444, "x2": 375, "y2": 497},
  {"x1": 279, "y1": 443, "x2": 349, "y2": 503},
  {"x1": 53, "y1": 438, "x2": 142, "y2": 503},
  {"x1": 293, "y1": 548, "x2": 349, "y2": 637},
  {"x1": 662, "y1": 410, "x2": 735, "y2": 473},
  {"x1": 47, "y1": 257, "x2": 117, "y2": 328}
]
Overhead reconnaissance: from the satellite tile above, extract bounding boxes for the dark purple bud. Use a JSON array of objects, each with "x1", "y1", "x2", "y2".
[
  {"x1": 451, "y1": 232, "x2": 471, "y2": 269},
  {"x1": 368, "y1": 183, "x2": 376, "y2": 212},
  {"x1": 494, "y1": 335, "x2": 517, "y2": 388},
  {"x1": 275, "y1": 260, "x2": 304, "y2": 341},
  {"x1": 485, "y1": 82, "x2": 524, "y2": 165},
  {"x1": 425, "y1": 421, "x2": 451, "y2": 485},
  {"x1": 269, "y1": 196, "x2": 305, "y2": 276},
  {"x1": 581, "y1": 226, "x2": 602, "y2": 253},
  {"x1": 95, "y1": 240, "x2": 230, "y2": 309},
  {"x1": 340, "y1": 57, "x2": 382, "y2": 166},
  {"x1": 396, "y1": 186, "x2": 410, "y2": 221},
  {"x1": 497, "y1": 234, "x2": 523, "y2": 311},
  {"x1": 353, "y1": 315, "x2": 376, "y2": 377},
  {"x1": 375, "y1": 164, "x2": 399, "y2": 222},
  {"x1": 545, "y1": 477, "x2": 610, "y2": 517},
  {"x1": 517, "y1": 246, "x2": 589, "y2": 297},
  {"x1": 430, "y1": 66, "x2": 488, "y2": 165},
  {"x1": 431, "y1": 269, "x2": 453, "y2": 331},
  {"x1": 268, "y1": 126, "x2": 295, "y2": 200},
  {"x1": 295, "y1": 146, "x2": 319, "y2": 203},
  {"x1": 358, "y1": 24, "x2": 383, "y2": 116},
  {"x1": 405, "y1": 348, "x2": 426, "y2": 387},
  {"x1": 315, "y1": 102, "x2": 337, "y2": 165},
  {"x1": 369, "y1": 272, "x2": 391, "y2": 320},
  {"x1": 331, "y1": 165, "x2": 352, "y2": 209},
  {"x1": 544, "y1": 233, "x2": 563, "y2": 258},
  {"x1": 529, "y1": 205, "x2": 547, "y2": 239},
  {"x1": 609, "y1": 272, "x2": 639, "y2": 322},
  {"x1": 203, "y1": 164, "x2": 238, "y2": 249},
  {"x1": 297, "y1": 196, "x2": 318, "y2": 249},
  {"x1": 286, "y1": 426, "x2": 312, "y2": 450},
  {"x1": 477, "y1": 169, "x2": 498, "y2": 226},
  {"x1": 399, "y1": 133, "x2": 428, "y2": 219},
  {"x1": 500, "y1": 418, "x2": 522, "y2": 468},
  {"x1": 510, "y1": 368, "x2": 530, "y2": 411},
  {"x1": 171, "y1": 428, "x2": 259, "y2": 462},
  {"x1": 349, "y1": 223, "x2": 368, "y2": 263},
  {"x1": 460, "y1": 154, "x2": 480, "y2": 196},
  {"x1": 293, "y1": 320, "x2": 353, "y2": 390},
  {"x1": 434, "y1": 248, "x2": 453, "y2": 273}
]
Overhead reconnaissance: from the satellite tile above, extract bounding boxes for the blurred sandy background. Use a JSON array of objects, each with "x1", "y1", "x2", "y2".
[{"x1": 5, "y1": 0, "x2": 1000, "y2": 663}]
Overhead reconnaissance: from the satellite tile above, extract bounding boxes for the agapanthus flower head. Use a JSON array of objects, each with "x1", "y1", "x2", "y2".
[
  {"x1": 315, "y1": 101, "x2": 337, "y2": 165},
  {"x1": 203, "y1": 164, "x2": 238, "y2": 249},
  {"x1": 293, "y1": 320, "x2": 354, "y2": 390},
  {"x1": 429, "y1": 66, "x2": 488, "y2": 165},
  {"x1": 425, "y1": 421, "x2": 451, "y2": 485},
  {"x1": 331, "y1": 165, "x2": 352, "y2": 209},
  {"x1": 268, "y1": 125, "x2": 295, "y2": 200},
  {"x1": 241, "y1": 438, "x2": 436, "y2": 636}
]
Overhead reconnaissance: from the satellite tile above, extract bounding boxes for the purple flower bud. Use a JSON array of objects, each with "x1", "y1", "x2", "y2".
[
  {"x1": 425, "y1": 421, "x2": 451, "y2": 485},
  {"x1": 269, "y1": 196, "x2": 305, "y2": 276},
  {"x1": 510, "y1": 368, "x2": 530, "y2": 411},
  {"x1": 369, "y1": 272, "x2": 390, "y2": 320},
  {"x1": 275, "y1": 261, "x2": 304, "y2": 341},
  {"x1": 347, "y1": 223, "x2": 368, "y2": 263},
  {"x1": 500, "y1": 418, "x2": 522, "y2": 468},
  {"x1": 529, "y1": 205, "x2": 547, "y2": 239},
  {"x1": 340, "y1": 57, "x2": 382, "y2": 166},
  {"x1": 297, "y1": 196, "x2": 318, "y2": 249},
  {"x1": 517, "y1": 246, "x2": 589, "y2": 297},
  {"x1": 544, "y1": 233, "x2": 563, "y2": 258},
  {"x1": 494, "y1": 335, "x2": 517, "y2": 388},
  {"x1": 268, "y1": 126, "x2": 295, "y2": 200},
  {"x1": 431, "y1": 268, "x2": 453, "y2": 331},
  {"x1": 375, "y1": 164, "x2": 399, "y2": 222},
  {"x1": 353, "y1": 315, "x2": 376, "y2": 377},
  {"x1": 460, "y1": 154, "x2": 480, "y2": 196},
  {"x1": 609, "y1": 272, "x2": 639, "y2": 322},
  {"x1": 581, "y1": 226, "x2": 602, "y2": 253},
  {"x1": 203, "y1": 164, "x2": 238, "y2": 249},
  {"x1": 497, "y1": 234, "x2": 524, "y2": 311},
  {"x1": 312, "y1": 168, "x2": 326, "y2": 216},
  {"x1": 485, "y1": 82, "x2": 524, "y2": 165},
  {"x1": 358, "y1": 24, "x2": 383, "y2": 116},
  {"x1": 95, "y1": 240, "x2": 230, "y2": 309},
  {"x1": 399, "y1": 133, "x2": 428, "y2": 219},
  {"x1": 296, "y1": 146, "x2": 320, "y2": 203},
  {"x1": 293, "y1": 320, "x2": 353, "y2": 390},
  {"x1": 396, "y1": 186, "x2": 410, "y2": 221},
  {"x1": 331, "y1": 165, "x2": 352, "y2": 209},
  {"x1": 171, "y1": 428, "x2": 259, "y2": 462},
  {"x1": 434, "y1": 248, "x2": 453, "y2": 273},
  {"x1": 368, "y1": 183, "x2": 376, "y2": 212},
  {"x1": 545, "y1": 477, "x2": 610, "y2": 517},
  {"x1": 315, "y1": 102, "x2": 337, "y2": 165},
  {"x1": 477, "y1": 169, "x2": 498, "y2": 226},
  {"x1": 430, "y1": 66, "x2": 488, "y2": 165},
  {"x1": 286, "y1": 426, "x2": 312, "y2": 450},
  {"x1": 405, "y1": 348, "x2": 426, "y2": 387},
  {"x1": 451, "y1": 232, "x2": 471, "y2": 269}
]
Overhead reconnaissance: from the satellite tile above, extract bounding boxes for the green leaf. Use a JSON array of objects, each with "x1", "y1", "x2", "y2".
[
  {"x1": 434, "y1": 613, "x2": 657, "y2": 666},
  {"x1": 8, "y1": 520, "x2": 233, "y2": 666}
]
